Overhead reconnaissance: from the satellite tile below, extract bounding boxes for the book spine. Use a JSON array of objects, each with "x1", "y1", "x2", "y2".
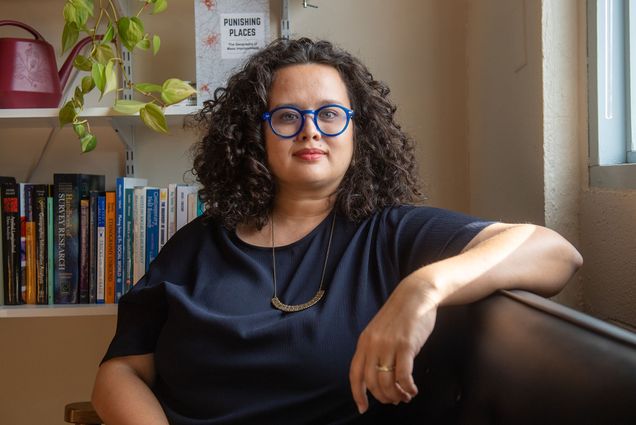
[
  {"x1": 158, "y1": 188, "x2": 168, "y2": 252},
  {"x1": 105, "y1": 191, "x2": 116, "y2": 303},
  {"x1": 54, "y1": 176, "x2": 80, "y2": 304},
  {"x1": 88, "y1": 191, "x2": 99, "y2": 303},
  {"x1": 187, "y1": 192, "x2": 196, "y2": 224},
  {"x1": 78, "y1": 198, "x2": 90, "y2": 303},
  {"x1": 132, "y1": 187, "x2": 146, "y2": 285},
  {"x1": 115, "y1": 178, "x2": 124, "y2": 302},
  {"x1": 1, "y1": 183, "x2": 21, "y2": 305},
  {"x1": 19, "y1": 183, "x2": 26, "y2": 303},
  {"x1": 167, "y1": 183, "x2": 177, "y2": 240},
  {"x1": 34, "y1": 185, "x2": 48, "y2": 304},
  {"x1": 145, "y1": 188, "x2": 159, "y2": 271},
  {"x1": 0, "y1": 186, "x2": 3, "y2": 305},
  {"x1": 124, "y1": 188, "x2": 134, "y2": 293},
  {"x1": 96, "y1": 195, "x2": 106, "y2": 304},
  {"x1": 47, "y1": 189, "x2": 54, "y2": 305},
  {"x1": 24, "y1": 184, "x2": 36, "y2": 304}
]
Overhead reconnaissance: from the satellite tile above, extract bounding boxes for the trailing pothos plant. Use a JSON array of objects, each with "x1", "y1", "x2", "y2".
[{"x1": 59, "y1": 0, "x2": 196, "y2": 152}]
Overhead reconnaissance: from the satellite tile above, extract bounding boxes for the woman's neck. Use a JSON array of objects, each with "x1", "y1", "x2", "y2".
[{"x1": 236, "y1": 191, "x2": 336, "y2": 247}]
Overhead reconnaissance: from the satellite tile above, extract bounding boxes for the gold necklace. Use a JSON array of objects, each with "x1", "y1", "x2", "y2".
[{"x1": 270, "y1": 212, "x2": 336, "y2": 312}]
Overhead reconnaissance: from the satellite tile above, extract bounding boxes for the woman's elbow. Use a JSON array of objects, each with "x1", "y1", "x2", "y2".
[{"x1": 540, "y1": 226, "x2": 583, "y2": 297}]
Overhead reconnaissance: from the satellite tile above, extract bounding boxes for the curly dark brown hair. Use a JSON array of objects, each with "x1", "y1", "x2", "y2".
[{"x1": 191, "y1": 37, "x2": 422, "y2": 229}]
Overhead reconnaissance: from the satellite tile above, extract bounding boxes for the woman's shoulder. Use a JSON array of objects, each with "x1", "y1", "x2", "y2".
[{"x1": 155, "y1": 215, "x2": 222, "y2": 260}]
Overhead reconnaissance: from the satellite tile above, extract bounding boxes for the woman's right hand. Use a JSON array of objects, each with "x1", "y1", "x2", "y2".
[{"x1": 92, "y1": 353, "x2": 169, "y2": 425}]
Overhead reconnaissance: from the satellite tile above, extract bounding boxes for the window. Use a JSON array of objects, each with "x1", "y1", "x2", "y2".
[{"x1": 589, "y1": 0, "x2": 636, "y2": 188}]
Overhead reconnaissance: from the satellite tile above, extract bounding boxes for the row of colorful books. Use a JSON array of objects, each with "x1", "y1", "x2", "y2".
[{"x1": 0, "y1": 174, "x2": 202, "y2": 305}]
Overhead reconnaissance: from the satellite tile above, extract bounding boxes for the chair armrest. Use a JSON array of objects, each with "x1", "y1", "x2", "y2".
[{"x1": 64, "y1": 401, "x2": 102, "y2": 425}]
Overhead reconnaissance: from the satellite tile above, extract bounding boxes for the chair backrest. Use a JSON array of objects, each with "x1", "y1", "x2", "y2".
[{"x1": 373, "y1": 290, "x2": 636, "y2": 424}]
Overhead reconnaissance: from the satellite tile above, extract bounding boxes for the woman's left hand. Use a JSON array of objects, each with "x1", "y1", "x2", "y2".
[{"x1": 349, "y1": 274, "x2": 440, "y2": 414}]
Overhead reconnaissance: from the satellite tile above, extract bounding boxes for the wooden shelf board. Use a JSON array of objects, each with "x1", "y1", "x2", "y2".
[{"x1": 0, "y1": 304, "x2": 117, "y2": 318}]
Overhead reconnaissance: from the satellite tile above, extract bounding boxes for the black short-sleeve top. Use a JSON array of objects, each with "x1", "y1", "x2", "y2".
[{"x1": 102, "y1": 205, "x2": 493, "y2": 424}]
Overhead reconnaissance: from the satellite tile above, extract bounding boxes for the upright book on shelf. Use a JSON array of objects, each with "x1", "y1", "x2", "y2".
[
  {"x1": 78, "y1": 198, "x2": 90, "y2": 303},
  {"x1": 1, "y1": 180, "x2": 20, "y2": 305},
  {"x1": 53, "y1": 174, "x2": 105, "y2": 304},
  {"x1": 145, "y1": 188, "x2": 160, "y2": 271},
  {"x1": 105, "y1": 191, "x2": 116, "y2": 303},
  {"x1": 132, "y1": 186, "x2": 147, "y2": 285},
  {"x1": 115, "y1": 177, "x2": 147, "y2": 301},
  {"x1": 96, "y1": 194, "x2": 106, "y2": 304},
  {"x1": 33, "y1": 184, "x2": 48, "y2": 304}
]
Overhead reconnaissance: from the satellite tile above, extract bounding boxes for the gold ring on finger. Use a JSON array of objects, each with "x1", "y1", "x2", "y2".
[{"x1": 376, "y1": 364, "x2": 396, "y2": 372}]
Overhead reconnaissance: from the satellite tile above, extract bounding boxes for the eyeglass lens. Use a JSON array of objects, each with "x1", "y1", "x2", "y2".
[{"x1": 270, "y1": 106, "x2": 348, "y2": 137}]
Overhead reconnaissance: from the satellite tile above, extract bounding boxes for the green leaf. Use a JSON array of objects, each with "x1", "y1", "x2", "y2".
[
  {"x1": 140, "y1": 103, "x2": 168, "y2": 133},
  {"x1": 70, "y1": 0, "x2": 94, "y2": 17},
  {"x1": 91, "y1": 62, "x2": 105, "y2": 95},
  {"x1": 104, "y1": 60, "x2": 117, "y2": 95},
  {"x1": 152, "y1": 0, "x2": 168, "y2": 14},
  {"x1": 161, "y1": 78, "x2": 196, "y2": 105},
  {"x1": 152, "y1": 35, "x2": 161, "y2": 55},
  {"x1": 73, "y1": 55, "x2": 92, "y2": 72},
  {"x1": 73, "y1": 122, "x2": 87, "y2": 138},
  {"x1": 135, "y1": 82, "x2": 162, "y2": 93},
  {"x1": 93, "y1": 44, "x2": 115, "y2": 65},
  {"x1": 117, "y1": 16, "x2": 144, "y2": 51},
  {"x1": 63, "y1": 3, "x2": 77, "y2": 24},
  {"x1": 102, "y1": 23, "x2": 115, "y2": 44},
  {"x1": 74, "y1": 86, "x2": 84, "y2": 108},
  {"x1": 62, "y1": 22, "x2": 79, "y2": 53},
  {"x1": 59, "y1": 101, "x2": 77, "y2": 127},
  {"x1": 136, "y1": 37, "x2": 151, "y2": 51},
  {"x1": 80, "y1": 133, "x2": 97, "y2": 153},
  {"x1": 113, "y1": 99, "x2": 147, "y2": 114},
  {"x1": 81, "y1": 75, "x2": 95, "y2": 94}
]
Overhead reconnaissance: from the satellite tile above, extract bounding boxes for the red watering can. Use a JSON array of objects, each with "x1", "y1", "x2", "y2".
[{"x1": 0, "y1": 20, "x2": 94, "y2": 108}]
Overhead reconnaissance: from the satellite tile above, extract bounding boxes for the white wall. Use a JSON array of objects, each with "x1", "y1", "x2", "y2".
[{"x1": 466, "y1": 0, "x2": 545, "y2": 225}]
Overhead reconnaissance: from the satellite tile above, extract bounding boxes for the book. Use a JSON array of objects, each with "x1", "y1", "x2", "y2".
[
  {"x1": 88, "y1": 190, "x2": 100, "y2": 303},
  {"x1": 115, "y1": 177, "x2": 147, "y2": 301},
  {"x1": 24, "y1": 184, "x2": 37, "y2": 304},
  {"x1": 158, "y1": 188, "x2": 168, "y2": 252},
  {"x1": 19, "y1": 183, "x2": 26, "y2": 303},
  {"x1": 124, "y1": 188, "x2": 134, "y2": 294},
  {"x1": 1, "y1": 182, "x2": 20, "y2": 305},
  {"x1": 105, "y1": 191, "x2": 116, "y2": 303},
  {"x1": 187, "y1": 192, "x2": 197, "y2": 224},
  {"x1": 96, "y1": 194, "x2": 106, "y2": 304},
  {"x1": 78, "y1": 198, "x2": 90, "y2": 303},
  {"x1": 53, "y1": 174, "x2": 105, "y2": 304},
  {"x1": 0, "y1": 176, "x2": 17, "y2": 305},
  {"x1": 47, "y1": 188, "x2": 54, "y2": 305},
  {"x1": 145, "y1": 188, "x2": 160, "y2": 271},
  {"x1": 167, "y1": 183, "x2": 178, "y2": 240},
  {"x1": 132, "y1": 186, "x2": 147, "y2": 285},
  {"x1": 176, "y1": 185, "x2": 198, "y2": 232},
  {"x1": 33, "y1": 185, "x2": 48, "y2": 304}
]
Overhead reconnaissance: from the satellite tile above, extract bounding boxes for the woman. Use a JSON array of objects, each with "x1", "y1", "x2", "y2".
[{"x1": 92, "y1": 38, "x2": 582, "y2": 424}]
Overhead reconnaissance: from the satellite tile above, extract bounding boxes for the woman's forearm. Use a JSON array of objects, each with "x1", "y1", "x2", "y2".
[
  {"x1": 411, "y1": 223, "x2": 583, "y2": 306},
  {"x1": 92, "y1": 356, "x2": 169, "y2": 425}
]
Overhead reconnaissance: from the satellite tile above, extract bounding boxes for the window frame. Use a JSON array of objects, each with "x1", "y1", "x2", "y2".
[{"x1": 588, "y1": 0, "x2": 636, "y2": 188}]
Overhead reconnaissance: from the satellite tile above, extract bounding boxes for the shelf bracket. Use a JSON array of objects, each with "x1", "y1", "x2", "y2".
[
  {"x1": 281, "y1": 0, "x2": 290, "y2": 39},
  {"x1": 111, "y1": 120, "x2": 136, "y2": 177}
]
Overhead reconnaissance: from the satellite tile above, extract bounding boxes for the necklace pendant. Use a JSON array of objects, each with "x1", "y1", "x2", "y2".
[{"x1": 271, "y1": 289, "x2": 325, "y2": 313}]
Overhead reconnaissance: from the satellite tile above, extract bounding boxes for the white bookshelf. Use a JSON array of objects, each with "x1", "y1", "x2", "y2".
[
  {"x1": 0, "y1": 106, "x2": 200, "y2": 130},
  {"x1": 0, "y1": 304, "x2": 117, "y2": 318}
]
